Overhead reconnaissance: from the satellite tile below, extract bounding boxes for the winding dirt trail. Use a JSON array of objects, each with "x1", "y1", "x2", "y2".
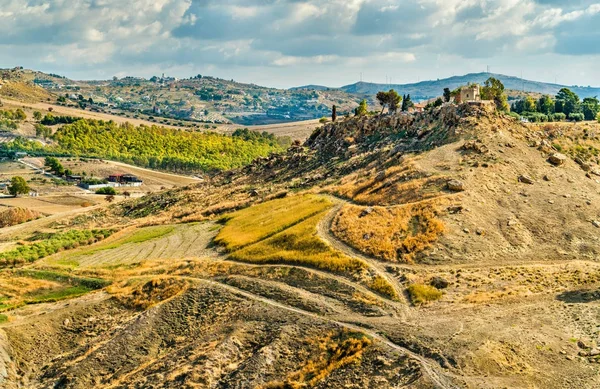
[
  {"x1": 317, "y1": 202, "x2": 407, "y2": 304},
  {"x1": 198, "y1": 277, "x2": 461, "y2": 389}
]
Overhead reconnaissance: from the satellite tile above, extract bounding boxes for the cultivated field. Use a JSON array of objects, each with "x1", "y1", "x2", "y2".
[{"x1": 48, "y1": 223, "x2": 221, "y2": 269}]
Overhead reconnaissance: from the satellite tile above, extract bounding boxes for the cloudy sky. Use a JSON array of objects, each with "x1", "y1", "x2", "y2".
[{"x1": 1, "y1": 0, "x2": 599, "y2": 88}]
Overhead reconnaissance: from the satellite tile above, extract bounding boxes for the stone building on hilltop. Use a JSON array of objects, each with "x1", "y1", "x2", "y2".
[{"x1": 459, "y1": 84, "x2": 481, "y2": 103}]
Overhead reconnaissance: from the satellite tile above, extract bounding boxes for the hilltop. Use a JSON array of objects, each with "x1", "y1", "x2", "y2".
[
  {"x1": 328, "y1": 72, "x2": 600, "y2": 101},
  {"x1": 1, "y1": 104, "x2": 600, "y2": 388}
]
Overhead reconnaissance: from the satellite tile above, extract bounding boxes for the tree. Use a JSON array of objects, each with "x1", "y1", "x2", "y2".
[
  {"x1": 33, "y1": 111, "x2": 42, "y2": 121},
  {"x1": 443, "y1": 88, "x2": 451, "y2": 103},
  {"x1": 401, "y1": 94, "x2": 414, "y2": 111},
  {"x1": 122, "y1": 191, "x2": 131, "y2": 199},
  {"x1": 8, "y1": 176, "x2": 30, "y2": 197},
  {"x1": 537, "y1": 95, "x2": 555, "y2": 115},
  {"x1": 555, "y1": 88, "x2": 580, "y2": 118},
  {"x1": 481, "y1": 77, "x2": 509, "y2": 111},
  {"x1": 376, "y1": 89, "x2": 401, "y2": 114},
  {"x1": 105, "y1": 195, "x2": 115, "y2": 203},
  {"x1": 332, "y1": 105, "x2": 337, "y2": 122},
  {"x1": 582, "y1": 97, "x2": 600, "y2": 121},
  {"x1": 355, "y1": 99, "x2": 368, "y2": 116}
]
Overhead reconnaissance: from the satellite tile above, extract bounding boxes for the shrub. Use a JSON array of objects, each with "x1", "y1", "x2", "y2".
[
  {"x1": 569, "y1": 113, "x2": 585, "y2": 122},
  {"x1": 407, "y1": 283, "x2": 442, "y2": 305},
  {"x1": 552, "y1": 112, "x2": 566, "y2": 122},
  {"x1": 95, "y1": 187, "x2": 116, "y2": 195},
  {"x1": 319, "y1": 117, "x2": 328, "y2": 123}
]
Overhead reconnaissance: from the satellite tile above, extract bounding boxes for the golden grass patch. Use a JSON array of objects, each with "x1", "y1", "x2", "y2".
[
  {"x1": 407, "y1": 283, "x2": 442, "y2": 305},
  {"x1": 331, "y1": 200, "x2": 445, "y2": 263},
  {"x1": 231, "y1": 212, "x2": 366, "y2": 274},
  {"x1": 215, "y1": 194, "x2": 332, "y2": 251}
]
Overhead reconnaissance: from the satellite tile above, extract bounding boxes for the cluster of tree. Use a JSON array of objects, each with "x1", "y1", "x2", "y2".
[
  {"x1": 480, "y1": 77, "x2": 509, "y2": 111},
  {"x1": 3, "y1": 119, "x2": 289, "y2": 173},
  {"x1": 0, "y1": 109, "x2": 26, "y2": 121},
  {"x1": 44, "y1": 156, "x2": 65, "y2": 176},
  {"x1": 512, "y1": 88, "x2": 599, "y2": 122},
  {"x1": 41, "y1": 114, "x2": 80, "y2": 126},
  {"x1": 231, "y1": 128, "x2": 290, "y2": 147},
  {"x1": 35, "y1": 123, "x2": 52, "y2": 139}
]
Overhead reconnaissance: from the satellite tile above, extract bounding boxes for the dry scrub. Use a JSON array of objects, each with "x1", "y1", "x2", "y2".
[
  {"x1": 332, "y1": 200, "x2": 445, "y2": 263},
  {"x1": 334, "y1": 162, "x2": 448, "y2": 206},
  {"x1": 261, "y1": 330, "x2": 372, "y2": 389},
  {"x1": 0, "y1": 207, "x2": 42, "y2": 228},
  {"x1": 110, "y1": 277, "x2": 189, "y2": 310}
]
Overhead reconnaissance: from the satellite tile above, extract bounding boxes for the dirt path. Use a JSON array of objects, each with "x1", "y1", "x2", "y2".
[
  {"x1": 317, "y1": 202, "x2": 407, "y2": 303},
  {"x1": 198, "y1": 277, "x2": 460, "y2": 389}
]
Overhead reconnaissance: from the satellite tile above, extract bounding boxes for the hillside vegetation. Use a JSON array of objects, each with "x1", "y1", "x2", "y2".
[
  {"x1": 3, "y1": 103, "x2": 600, "y2": 388},
  {"x1": 1, "y1": 119, "x2": 290, "y2": 172}
]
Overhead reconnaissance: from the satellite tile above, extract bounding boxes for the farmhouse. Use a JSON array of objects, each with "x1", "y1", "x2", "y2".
[{"x1": 108, "y1": 173, "x2": 143, "y2": 187}]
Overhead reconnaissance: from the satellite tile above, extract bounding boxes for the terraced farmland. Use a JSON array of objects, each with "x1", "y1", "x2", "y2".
[{"x1": 54, "y1": 223, "x2": 221, "y2": 269}]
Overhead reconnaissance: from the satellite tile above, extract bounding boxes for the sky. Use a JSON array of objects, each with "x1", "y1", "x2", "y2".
[{"x1": 1, "y1": 0, "x2": 599, "y2": 89}]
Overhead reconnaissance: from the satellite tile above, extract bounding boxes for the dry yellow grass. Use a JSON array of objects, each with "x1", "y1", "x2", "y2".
[
  {"x1": 230, "y1": 212, "x2": 366, "y2": 274},
  {"x1": 215, "y1": 194, "x2": 332, "y2": 251},
  {"x1": 332, "y1": 200, "x2": 445, "y2": 263}
]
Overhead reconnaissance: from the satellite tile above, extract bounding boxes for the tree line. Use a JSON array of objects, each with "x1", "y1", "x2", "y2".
[
  {"x1": 0, "y1": 119, "x2": 290, "y2": 173},
  {"x1": 512, "y1": 88, "x2": 599, "y2": 122}
]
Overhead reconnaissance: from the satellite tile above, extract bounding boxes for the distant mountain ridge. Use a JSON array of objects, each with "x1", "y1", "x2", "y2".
[{"x1": 294, "y1": 73, "x2": 600, "y2": 101}]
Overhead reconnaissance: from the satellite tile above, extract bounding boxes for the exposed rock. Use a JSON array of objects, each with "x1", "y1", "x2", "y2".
[
  {"x1": 577, "y1": 340, "x2": 590, "y2": 349},
  {"x1": 447, "y1": 180, "x2": 465, "y2": 192},
  {"x1": 590, "y1": 349, "x2": 600, "y2": 356},
  {"x1": 543, "y1": 175, "x2": 551, "y2": 181},
  {"x1": 518, "y1": 175, "x2": 534, "y2": 184},
  {"x1": 430, "y1": 277, "x2": 449, "y2": 289},
  {"x1": 375, "y1": 171, "x2": 386, "y2": 182},
  {"x1": 548, "y1": 153, "x2": 567, "y2": 166},
  {"x1": 476, "y1": 228, "x2": 485, "y2": 236},
  {"x1": 360, "y1": 207, "x2": 374, "y2": 218},
  {"x1": 592, "y1": 221, "x2": 600, "y2": 228}
]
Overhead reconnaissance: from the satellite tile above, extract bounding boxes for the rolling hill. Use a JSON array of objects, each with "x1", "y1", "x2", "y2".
[{"x1": 329, "y1": 72, "x2": 600, "y2": 101}]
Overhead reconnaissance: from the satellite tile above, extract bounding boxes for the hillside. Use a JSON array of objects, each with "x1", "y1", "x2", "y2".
[
  {"x1": 1, "y1": 68, "x2": 361, "y2": 126},
  {"x1": 1, "y1": 105, "x2": 600, "y2": 388},
  {"x1": 339, "y1": 72, "x2": 600, "y2": 101}
]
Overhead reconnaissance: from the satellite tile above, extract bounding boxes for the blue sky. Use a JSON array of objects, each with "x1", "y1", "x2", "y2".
[{"x1": 1, "y1": 0, "x2": 599, "y2": 88}]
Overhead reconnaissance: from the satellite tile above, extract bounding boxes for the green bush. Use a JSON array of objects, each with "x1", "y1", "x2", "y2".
[
  {"x1": 552, "y1": 113, "x2": 566, "y2": 122},
  {"x1": 569, "y1": 113, "x2": 585, "y2": 122},
  {"x1": 95, "y1": 187, "x2": 116, "y2": 195}
]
